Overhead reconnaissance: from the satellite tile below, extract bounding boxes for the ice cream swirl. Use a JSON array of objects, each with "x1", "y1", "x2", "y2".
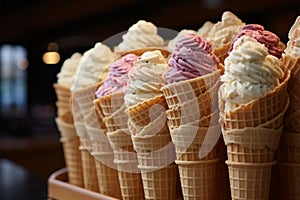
[
  {"x1": 124, "y1": 50, "x2": 169, "y2": 107},
  {"x1": 164, "y1": 34, "x2": 219, "y2": 84},
  {"x1": 220, "y1": 36, "x2": 284, "y2": 111},
  {"x1": 118, "y1": 20, "x2": 164, "y2": 52},
  {"x1": 95, "y1": 54, "x2": 139, "y2": 98},
  {"x1": 71, "y1": 42, "x2": 116, "y2": 91},
  {"x1": 57, "y1": 52, "x2": 82, "y2": 88},
  {"x1": 285, "y1": 16, "x2": 300, "y2": 57},
  {"x1": 207, "y1": 11, "x2": 245, "y2": 48}
]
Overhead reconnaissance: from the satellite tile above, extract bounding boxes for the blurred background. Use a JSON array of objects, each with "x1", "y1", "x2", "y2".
[{"x1": 0, "y1": 0, "x2": 299, "y2": 199}]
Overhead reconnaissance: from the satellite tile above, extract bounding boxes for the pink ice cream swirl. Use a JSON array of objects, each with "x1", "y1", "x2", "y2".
[
  {"x1": 164, "y1": 34, "x2": 219, "y2": 84},
  {"x1": 229, "y1": 24, "x2": 283, "y2": 58},
  {"x1": 95, "y1": 53, "x2": 139, "y2": 98}
]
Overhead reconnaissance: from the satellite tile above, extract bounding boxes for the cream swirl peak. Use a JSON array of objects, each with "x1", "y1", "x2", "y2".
[
  {"x1": 117, "y1": 20, "x2": 164, "y2": 52},
  {"x1": 95, "y1": 54, "x2": 139, "y2": 98},
  {"x1": 229, "y1": 24, "x2": 283, "y2": 58},
  {"x1": 168, "y1": 29, "x2": 198, "y2": 52},
  {"x1": 124, "y1": 50, "x2": 169, "y2": 107},
  {"x1": 220, "y1": 36, "x2": 284, "y2": 111},
  {"x1": 57, "y1": 52, "x2": 82, "y2": 88},
  {"x1": 71, "y1": 42, "x2": 116, "y2": 91},
  {"x1": 207, "y1": 11, "x2": 245, "y2": 48},
  {"x1": 285, "y1": 16, "x2": 300, "y2": 57},
  {"x1": 164, "y1": 34, "x2": 219, "y2": 84}
]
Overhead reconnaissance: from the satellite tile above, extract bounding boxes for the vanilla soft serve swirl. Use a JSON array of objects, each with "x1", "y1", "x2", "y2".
[
  {"x1": 220, "y1": 36, "x2": 284, "y2": 111},
  {"x1": 118, "y1": 20, "x2": 164, "y2": 52},
  {"x1": 124, "y1": 50, "x2": 169, "y2": 107}
]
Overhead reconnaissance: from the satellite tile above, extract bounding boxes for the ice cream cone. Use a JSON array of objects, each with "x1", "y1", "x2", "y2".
[
  {"x1": 53, "y1": 83, "x2": 74, "y2": 123},
  {"x1": 59, "y1": 137, "x2": 84, "y2": 187},
  {"x1": 258, "y1": 98, "x2": 289, "y2": 129},
  {"x1": 96, "y1": 91, "x2": 145, "y2": 199},
  {"x1": 140, "y1": 164, "x2": 179, "y2": 200},
  {"x1": 219, "y1": 71, "x2": 290, "y2": 129},
  {"x1": 170, "y1": 125, "x2": 220, "y2": 161},
  {"x1": 92, "y1": 152, "x2": 122, "y2": 199},
  {"x1": 282, "y1": 54, "x2": 300, "y2": 80},
  {"x1": 55, "y1": 117, "x2": 83, "y2": 187},
  {"x1": 87, "y1": 125, "x2": 121, "y2": 198},
  {"x1": 226, "y1": 161, "x2": 275, "y2": 200},
  {"x1": 53, "y1": 83, "x2": 71, "y2": 104},
  {"x1": 161, "y1": 69, "x2": 222, "y2": 109},
  {"x1": 79, "y1": 143, "x2": 99, "y2": 192},
  {"x1": 222, "y1": 126, "x2": 283, "y2": 163},
  {"x1": 212, "y1": 43, "x2": 231, "y2": 64},
  {"x1": 106, "y1": 129, "x2": 144, "y2": 199},
  {"x1": 131, "y1": 133, "x2": 178, "y2": 200},
  {"x1": 126, "y1": 93, "x2": 180, "y2": 199},
  {"x1": 126, "y1": 94, "x2": 168, "y2": 129},
  {"x1": 176, "y1": 159, "x2": 218, "y2": 200}
]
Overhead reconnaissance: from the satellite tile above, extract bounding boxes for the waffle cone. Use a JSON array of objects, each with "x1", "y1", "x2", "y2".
[
  {"x1": 106, "y1": 130, "x2": 144, "y2": 199},
  {"x1": 93, "y1": 98, "x2": 105, "y2": 120},
  {"x1": 79, "y1": 144, "x2": 99, "y2": 192},
  {"x1": 161, "y1": 69, "x2": 222, "y2": 109},
  {"x1": 212, "y1": 43, "x2": 231, "y2": 64},
  {"x1": 258, "y1": 98, "x2": 289, "y2": 129},
  {"x1": 116, "y1": 164, "x2": 145, "y2": 200},
  {"x1": 56, "y1": 101, "x2": 73, "y2": 123},
  {"x1": 166, "y1": 106, "x2": 219, "y2": 130},
  {"x1": 126, "y1": 95, "x2": 168, "y2": 129},
  {"x1": 72, "y1": 84, "x2": 98, "y2": 117},
  {"x1": 279, "y1": 132, "x2": 300, "y2": 164},
  {"x1": 100, "y1": 93, "x2": 128, "y2": 133},
  {"x1": 176, "y1": 159, "x2": 218, "y2": 200},
  {"x1": 278, "y1": 162, "x2": 300, "y2": 200},
  {"x1": 140, "y1": 164, "x2": 179, "y2": 200},
  {"x1": 59, "y1": 137, "x2": 83, "y2": 187},
  {"x1": 226, "y1": 161, "x2": 275, "y2": 200},
  {"x1": 53, "y1": 83, "x2": 71, "y2": 104},
  {"x1": 171, "y1": 125, "x2": 220, "y2": 161},
  {"x1": 91, "y1": 152, "x2": 122, "y2": 199},
  {"x1": 55, "y1": 118, "x2": 83, "y2": 187},
  {"x1": 282, "y1": 54, "x2": 300, "y2": 81},
  {"x1": 219, "y1": 71, "x2": 290, "y2": 129},
  {"x1": 222, "y1": 126, "x2": 283, "y2": 163}
]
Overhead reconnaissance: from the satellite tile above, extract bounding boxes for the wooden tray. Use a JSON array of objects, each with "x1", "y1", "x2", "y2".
[{"x1": 48, "y1": 168, "x2": 119, "y2": 200}]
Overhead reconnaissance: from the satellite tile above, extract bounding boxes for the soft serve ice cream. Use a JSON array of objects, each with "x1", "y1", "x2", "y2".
[
  {"x1": 167, "y1": 29, "x2": 198, "y2": 52},
  {"x1": 220, "y1": 36, "x2": 284, "y2": 111},
  {"x1": 206, "y1": 11, "x2": 245, "y2": 49},
  {"x1": 57, "y1": 52, "x2": 82, "y2": 88},
  {"x1": 71, "y1": 42, "x2": 116, "y2": 91},
  {"x1": 164, "y1": 34, "x2": 219, "y2": 84},
  {"x1": 95, "y1": 54, "x2": 139, "y2": 98},
  {"x1": 117, "y1": 20, "x2": 164, "y2": 52},
  {"x1": 124, "y1": 50, "x2": 169, "y2": 107},
  {"x1": 284, "y1": 16, "x2": 300, "y2": 57}
]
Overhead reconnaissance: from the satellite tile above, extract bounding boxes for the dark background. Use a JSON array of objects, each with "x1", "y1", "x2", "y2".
[{"x1": 0, "y1": 0, "x2": 299, "y2": 199}]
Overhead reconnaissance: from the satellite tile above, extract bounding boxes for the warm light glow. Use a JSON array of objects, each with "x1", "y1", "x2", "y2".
[{"x1": 43, "y1": 51, "x2": 60, "y2": 64}]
